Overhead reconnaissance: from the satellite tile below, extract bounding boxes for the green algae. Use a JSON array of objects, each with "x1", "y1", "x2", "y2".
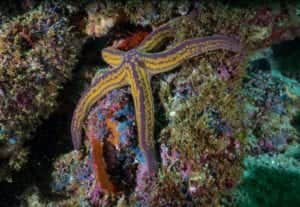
[
  {"x1": 234, "y1": 154, "x2": 300, "y2": 207},
  {"x1": 272, "y1": 68, "x2": 300, "y2": 98},
  {"x1": 231, "y1": 39, "x2": 300, "y2": 207}
]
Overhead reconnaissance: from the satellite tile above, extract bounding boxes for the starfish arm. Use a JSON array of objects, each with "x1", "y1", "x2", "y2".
[
  {"x1": 89, "y1": 135, "x2": 117, "y2": 193},
  {"x1": 137, "y1": 24, "x2": 174, "y2": 52},
  {"x1": 140, "y1": 35, "x2": 242, "y2": 74},
  {"x1": 128, "y1": 64, "x2": 158, "y2": 174},
  {"x1": 71, "y1": 66, "x2": 128, "y2": 150},
  {"x1": 101, "y1": 47, "x2": 125, "y2": 67}
]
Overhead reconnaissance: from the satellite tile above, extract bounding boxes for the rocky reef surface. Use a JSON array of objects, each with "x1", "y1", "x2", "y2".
[
  {"x1": 0, "y1": 0, "x2": 299, "y2": 207},
  {"x1": 0, "y1": 1, "x2": 83, "y2": 182}
]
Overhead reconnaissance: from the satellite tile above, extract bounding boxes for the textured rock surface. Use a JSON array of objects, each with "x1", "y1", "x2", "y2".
[{"x1": 0, "y1": 3, "x2": 82, "y2": 181}]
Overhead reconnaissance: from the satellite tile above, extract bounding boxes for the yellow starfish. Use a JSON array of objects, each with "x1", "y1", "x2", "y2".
[{"x1": 71, "y1": 23, "x2": 242, "y2": 193}]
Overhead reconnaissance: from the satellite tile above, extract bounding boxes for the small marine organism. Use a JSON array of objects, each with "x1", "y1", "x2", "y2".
[
  {"x1": 71, "y1": 21, "x2": 243, "y2": 193},
  {"x1": 115, "y1": 30, "x2": 151, "y2": 51}
]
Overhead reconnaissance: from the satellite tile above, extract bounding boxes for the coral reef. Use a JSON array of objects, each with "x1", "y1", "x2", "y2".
[
  {"x1": 49, "y1": 1, "x2": 299, "y2": 206},
  {"x1": 154, "y1": 54, "x2": 245, "y2": 206},
  {"x1": 0, "y1": 3, "x2": 81, "y2": 180},
  {"x1": 0, "y1": 0, "x2": 299, "y2": 207}
]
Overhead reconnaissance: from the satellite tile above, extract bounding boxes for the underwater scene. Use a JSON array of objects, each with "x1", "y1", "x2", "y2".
[{"x1": 0, "y1": 0, "x2": 299, "y2": 206}]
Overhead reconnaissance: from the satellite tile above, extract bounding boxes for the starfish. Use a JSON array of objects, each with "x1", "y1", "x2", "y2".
[{"x1": 71, "y1": 23, "x2": 242, "y2": 193}]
